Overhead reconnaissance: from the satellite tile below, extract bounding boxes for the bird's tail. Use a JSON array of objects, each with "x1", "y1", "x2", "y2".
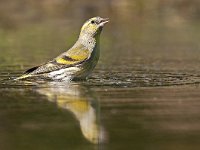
[
  {"x1": 14, "y1": 65, "x2": 40, "y2": 81},
  {"x1": 14, "y1": 74, "x2": 32, "y2": 81}
]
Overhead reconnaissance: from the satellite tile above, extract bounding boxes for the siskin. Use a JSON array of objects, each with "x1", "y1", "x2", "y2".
[{"x1": 15, "y1": 17, "x2": 109, "y2": 81}]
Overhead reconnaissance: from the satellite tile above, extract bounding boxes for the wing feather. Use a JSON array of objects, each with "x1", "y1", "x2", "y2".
[
  {"x1": 55, "y1": 44, "x2": 90, "y2": 65},
  {"x1": 24, "y1": 44, "x2": 90, "y2": 75}
]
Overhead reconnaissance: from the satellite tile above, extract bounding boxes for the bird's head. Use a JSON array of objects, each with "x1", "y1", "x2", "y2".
[{"x1": 79, "y1": 17, "x2": 109, "y2": 38}]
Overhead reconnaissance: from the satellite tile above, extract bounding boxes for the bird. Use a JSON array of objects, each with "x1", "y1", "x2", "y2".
[{"x1": 15, "y1": 16, "x2": 109, "y2": 81}]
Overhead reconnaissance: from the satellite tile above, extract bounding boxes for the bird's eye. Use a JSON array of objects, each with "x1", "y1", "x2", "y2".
[{"x1": 91, "y1": 20, "x2": 95, "y2": 24}]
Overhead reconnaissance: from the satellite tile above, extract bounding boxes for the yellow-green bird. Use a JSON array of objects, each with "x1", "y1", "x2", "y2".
[{"x1": 15, "y1": 16, "x2": 109, "y2": 81}]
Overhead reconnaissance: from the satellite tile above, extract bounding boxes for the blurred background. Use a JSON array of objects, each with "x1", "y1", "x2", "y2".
[
  {"x1": 0, "y1": 0, "x2": 200, "y2": 73},
  {"x1": 1, "y1": 1, "x2": 200, "y2": 150}
]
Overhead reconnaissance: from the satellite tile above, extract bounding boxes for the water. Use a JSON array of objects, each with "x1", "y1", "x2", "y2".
[
  {"x1": 1, "y1": 70, "x2": 200, "y2": 150},
  {"x1": 1, "y1": 1, "x2": 200, "y2": 150}
]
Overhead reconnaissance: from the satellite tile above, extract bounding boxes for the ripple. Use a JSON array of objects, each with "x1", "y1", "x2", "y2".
[
  {"x1": 84, "y1": 69, "x2": 200, "y2": 87},
  {"x1": 1, "y1": 66, "x2": 200, "y2": 88}
]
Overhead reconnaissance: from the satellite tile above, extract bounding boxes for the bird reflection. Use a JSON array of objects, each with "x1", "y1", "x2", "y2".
[{"x1": 36, "y1": 82, "x2": 105, "y2": 144}]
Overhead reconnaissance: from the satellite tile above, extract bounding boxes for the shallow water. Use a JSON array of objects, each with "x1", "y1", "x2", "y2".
[
  {"x1": 1, "y1": 1, "x2": 200, "y2": 150},
  {"x1": 1, "y1": 68, "x2": 200, "y2": 150}
]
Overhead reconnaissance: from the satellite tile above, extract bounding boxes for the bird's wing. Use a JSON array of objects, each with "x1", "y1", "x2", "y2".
[
  {"x1": 55, "y1": 44, "x2": 90, "y2": 65},
  {"x1": 24, "y1": 44, "x2": 90, "y2": 75}
]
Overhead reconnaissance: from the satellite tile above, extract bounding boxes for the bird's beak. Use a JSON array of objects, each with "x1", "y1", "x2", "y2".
[{"x1": 99, "y1": 18, "x2": 109, "y2": 27}]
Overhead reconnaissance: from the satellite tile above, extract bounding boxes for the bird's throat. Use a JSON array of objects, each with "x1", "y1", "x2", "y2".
[{"x1": 79, "y1": 34, "x2": 100, "y2": 52}]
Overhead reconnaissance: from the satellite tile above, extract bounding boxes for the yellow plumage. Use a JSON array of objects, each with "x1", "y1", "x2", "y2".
[{"x1": 55, "y1": 45, "x2": 90, "y2": 65}]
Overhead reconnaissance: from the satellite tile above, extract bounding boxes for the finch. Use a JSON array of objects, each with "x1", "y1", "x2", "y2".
[{"x1": 15, "y1": 17, "x2": 109, "y2": 81}]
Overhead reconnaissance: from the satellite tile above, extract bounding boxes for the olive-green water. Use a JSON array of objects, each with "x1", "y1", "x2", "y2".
[{"x1": 1, "y1": 1, "x2": 200, "y2": 150}]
